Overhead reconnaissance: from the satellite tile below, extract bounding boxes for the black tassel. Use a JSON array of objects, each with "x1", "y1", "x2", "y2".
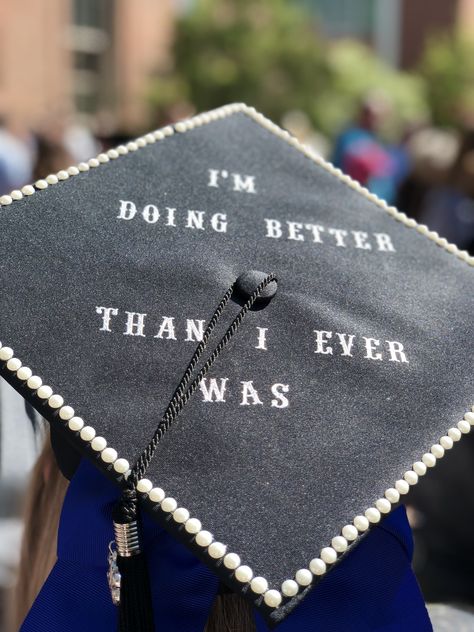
[{"x1": 112, "y1": 488, "x2": 155, "y2": 632}]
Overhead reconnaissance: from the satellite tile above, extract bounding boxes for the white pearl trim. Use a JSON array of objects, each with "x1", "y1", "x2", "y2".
[{"x1": 1, "y1": 103, "x2": 473, "y2": 609}]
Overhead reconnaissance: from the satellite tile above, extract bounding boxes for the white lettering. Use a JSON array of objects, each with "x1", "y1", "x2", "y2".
[
  {"x1": 336, "y1": 332, "x2": 355, "y2": 357},
  {"x1": 352, "y1": 231, "x2": 372, "y2": 250},
  {"x1": 124, "y1": 311, "x2": 146, "y2": 337},
  {"x1": 255, "y1": 327, "x2": 268, "y2": 351},
  {"x1": 117, "y1": 200, "x2": 137, "y2": 220},
  {"x1": 287, "y1": 221, "x2": 304, "y2": 241},
  {"x1": 265, "y1": 218, "x2": 282, "y2": 239},
  {"x1": 232, "y1": 173, "x2": 256, "y2": 194},
  {"x1": 240, "y1": 381, "x2": 263, "y2": 406},
  {"x1": 154, "y1": 317, "x2": 177, "y2": 340},
  {"x1": 364, "y1": 337, "x2": 382, "y2": 361},
  {"x1": 185, "y1": 319, "x2": 205, "y2": 342},
  {"x1": 386, "y1": 340, "x2": 408, "y2": 363},
  {"x1": 271, "y1": 383, "x2": 289, "y2": 408},
  {"x1": 374, "y1": 233, "x2": 396, "y2": 252},
  {"x1": 328, "y1": 228, "x2": 348, "y2": 247},
  {"x1": 314, "y1": 330, "x2": 333, "y2": 355},
  {"x1": 186, "y1": 210, "x2": 205, "y2": 230},
  {"x1": 211, "y1": 213, "x2": 227, "y2": 233},
  {"x1": 142, "y1": 204, "x2": 159, "y2": 224},
  {"x1": 96, "y1": 306, "x2": 118, "y2": 332},
  {"x1": 200, "y1": 377, "x2": 228, "y2": 402}
]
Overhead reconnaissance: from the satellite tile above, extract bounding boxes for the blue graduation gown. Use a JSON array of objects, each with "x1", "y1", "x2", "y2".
[{"x1": 21, "y1": 459, "x2": 432, "y2": 631}]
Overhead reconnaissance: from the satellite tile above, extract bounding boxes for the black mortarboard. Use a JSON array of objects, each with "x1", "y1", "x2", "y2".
[{"x1": 1, "y1": 104, "x2": 473, "y2": 629}]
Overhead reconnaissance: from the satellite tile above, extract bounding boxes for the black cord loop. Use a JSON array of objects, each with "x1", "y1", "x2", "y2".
[{"x1": 126, "y1": 272, "x2": 277, "y2": 491}]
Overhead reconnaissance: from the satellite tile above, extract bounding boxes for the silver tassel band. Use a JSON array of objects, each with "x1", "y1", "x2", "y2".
[{"x1": 113, "y1": 520, "x2": 141, "y2": 557}]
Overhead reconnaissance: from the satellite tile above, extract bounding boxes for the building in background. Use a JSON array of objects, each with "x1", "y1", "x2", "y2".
[
  {"x1": 0, "y1": 0, "x2": 175, "y2": 134},
  {"x1": 306, "y1": 0, "x2": 474, "y2": 68}
]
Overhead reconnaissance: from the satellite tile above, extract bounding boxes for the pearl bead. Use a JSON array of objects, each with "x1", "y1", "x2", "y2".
[
  {"x1": 413, "y1": 461, "x2": 427, "y2": 476},
  {"x1": 117, "y1": 145, "x2": 128, "y2": 154},
  {"x1": 295, "y1": 568, "x2": 312, "y2": 586},
  {"x1": 91, "y1": 436, "x2": 107, "y2": 451},
  {"x1": 375, "y1": 498, "x2": 391, "y2": 514},
  {"x1": 17, "y1": 366, "x2": 32, "y2": 381},
  {"x1": 78, "y1": 162, "x2": 90, "y2": 171},
  {"x1": 153, "y1": 131, "x2": 165, "y2": 140},
  {"x1": 331, "y1": 536, "x2": 348, "y2": 552},
  {"x1": 114, "y1": 458, "x2": 130, "y2": 474},
  {"x1": 80, "y1": 426, "x2": 96, "y2": 441},
  {"x1": 27, "y1": 375, "x2": 42, "y2": 390},
  {"x1": 403, "y1": 470, "x2": 418, "y2": 485},
  {"x1": 385, "y1": 488, "x2": 400, "y2": 504},
  {"x1": 0, "y1": 347, "x2": 14, "y2": 361},
  {"x1": 57, "y1": 170, "x2": 69, "y2": 180},
  {"x1": 175, "y1": 121, "x2": 188, "y2": 133},
  {"x1": 354, "y1": 515, "x2": 369, "y2": 531},
  {"x1": 395, "y1": 479, "x2": 410, "y2": 494},
  {"x1": 309, "y1": 557, "x2": 327, "y2": 575},
  {"x1": 365, "y1": 507, "x2": 381, "y2": 523},
  {"x1": 458, "y1": 419, "x2": 471, "y2": 434},
  {"x1": 250, "y1": 576, "x2": 268, "y2": 594},
  {"x1": 0, "y1": 195, "x2": 12, "y2": 205},
  {"x1": 208, "y1": 542, "x2": 226, "y2": 559},
  {"x1": 448, "y1": 427, "x2": 462, "y2": 441},
  {"x1": 136, "y1": 479, "x2": 153, "y2": 493},
  {"x1": 11, "y1": 189, "x2": 23, "y2": 200},
  {"x1": 195, "y1": 530, "x2": 213, "y2": 547},
  {"x1": 422, "y1": 452, "x2": 436, "y2": 467},
  {"x1": 162, "y1": 125, "x2": 174, "y2": 136},
  {"x1": 59, "y1": 406, "x2": 75, "y2": 420},
  {"x1": 281, "y1": 579, "x2": 299, "y2": 597},
  {"x1": 46, "y1": 174, "x2": 59, "y2": 184},
  {"x1": 342, "y1": 524, "x2": 358, "y2": 541},
  {"x1": 440, "y1": 435, "x2": 453, "y2": 450},
  {"x1": 223, "y1": 553, "x2": 241, "y2": 570},
  {"x1": 145, "y1": 133, "x2": 155, "y2": 143},
  {"x1": 88, "y1": 158, "x2": 100, "y2": 167},
  {"x1": 35, "y1": 179, "x2": 48, "y2": 189},
  {"x1": 173, "y1": 508, "x2": 190, "y2": 524},
  {"x1": 107, "y1": 149, "x2": 119, "y2": 159},
  {"x1": 22, "y1": 185, "x2": 35, "y2": 195},
  {"x1": 136, "y1": 137, "x2": 147, "y2": 147},
  {"x1": 431, "y1": 444, "x2": 444, "y2": 458},
  {"x1": 101, "y1": 448, "x2": 117, "y2": 463},
  {"x1": 97, "y1": 153, "x2": 109, "y2": 163},
  {"x1": 7, "y1": 358, "x2": 21, "y2": 371},
  {"x1": 264, "y1": 590, "x2": 282, "y2": 608},
  {"x1": 149, "y1": 487, "x2": 165, "y2": 503},
  {"x1": 185, "y1": 518, "x2": 202, "y2": 534},
  {"x1": 161, "y1": 497, "x2": 178, "y2": 513},
  {"x1": 320, "y1": 547, "x2": 337, "y2": 564},
  {"x1": 235, "y1": 565, "x2": 253, "y2": 583},
  {"x1": 37, "y1": 385, "x2": 53, "y2": 399},
  {"x1": 48, "y1": 394, "x2": 64, "y2": 409},
  {"x1": 126, "y1": 142, "x2": 138, "y2": 151},
  {"x1": 68, "y1": 416, "x2": 84, "y2": 431},
  {"x1": 464, "y1": 412, "x2": 474, "y2": 425}
]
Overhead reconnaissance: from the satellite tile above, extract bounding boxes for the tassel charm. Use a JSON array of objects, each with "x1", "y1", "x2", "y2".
[{"x1": 108, "y1": 541, "x2": 121, "y2": 605}]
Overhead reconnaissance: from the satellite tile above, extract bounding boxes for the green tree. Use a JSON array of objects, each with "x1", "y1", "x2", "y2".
[
  {"x1": 149, "y1": 0, "x2": 427, "y2": 139},
  {"x1": 420, "y1": 33, "x2": 474, "y2": 128}
]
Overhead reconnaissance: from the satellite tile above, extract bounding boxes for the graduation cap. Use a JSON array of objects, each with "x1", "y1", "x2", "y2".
[{"x1": 1, "y1": 103, "x2": 473, "y2": 630}]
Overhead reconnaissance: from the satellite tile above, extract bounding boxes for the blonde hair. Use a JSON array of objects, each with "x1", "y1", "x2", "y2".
[
  {"x1": 8, "y1": 432, "x2": 69, "y2": 632},
  {"x1": 9, "y1": 435, "x2": 256, "y2": 632}
]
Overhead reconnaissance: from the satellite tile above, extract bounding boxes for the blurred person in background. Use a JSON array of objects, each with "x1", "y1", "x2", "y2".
[
  {"x1": 0, "y1": 116, "x2": 34, "y2": 195},
  {"x1": 332, "y1": 94, "x2": 404, "y2": 204},
  {"x1": 417, "y1": 129, "x2": 474, "y2": 253}
]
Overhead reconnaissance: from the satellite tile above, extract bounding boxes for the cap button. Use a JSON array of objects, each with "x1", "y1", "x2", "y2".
[{"x1": 234, "y1": 270, "x2": 277, "y2": 307}]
